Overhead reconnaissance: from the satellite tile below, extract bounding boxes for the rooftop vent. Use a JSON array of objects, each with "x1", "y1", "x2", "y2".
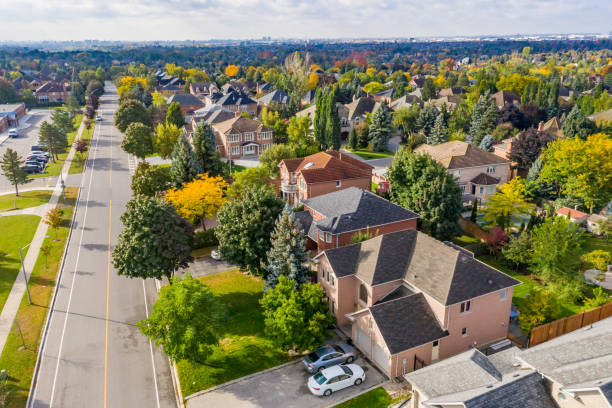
[{"x1": 304, "y1": 162, "x2": 314, "y2": 169}]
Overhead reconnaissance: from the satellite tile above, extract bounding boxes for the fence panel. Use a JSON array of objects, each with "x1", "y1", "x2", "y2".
[
  {"x1": 582, "y1": 307, "x2": 602, "y2": 326},
  {"x1": 601, "y1": 303, "x2": 612, "y2": 319},
  {"x1": 563, "y1": 313, "x2": 584, "y2": 333}
]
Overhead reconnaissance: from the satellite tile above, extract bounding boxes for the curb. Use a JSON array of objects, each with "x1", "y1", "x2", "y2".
[{"x1": 325, "y1": 380, "x2": 391, "y2": 408}]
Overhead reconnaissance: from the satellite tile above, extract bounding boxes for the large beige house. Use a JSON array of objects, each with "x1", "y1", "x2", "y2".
[{"x1": 211, "y1": 116, "x2": 273, "y2": 159}]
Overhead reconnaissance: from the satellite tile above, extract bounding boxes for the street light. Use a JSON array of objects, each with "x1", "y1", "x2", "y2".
[{"x1": 19, "y1": 235, "x2": 50, "y2": 305}]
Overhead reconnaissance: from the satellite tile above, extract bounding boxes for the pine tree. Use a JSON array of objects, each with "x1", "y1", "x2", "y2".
[
  {"x1": 479, "y1": 134, "x2": 495, "y2": 151},
  {"x1": 170, "y1": 134, "x2": 203, "y2": 187},
  {"x1": 326, "y1": 87, "x2": 341, "y2": 150},
  {"x1": 369, "y1": 101, "x2": 392, "y2": 152},
  {"x1": 469, "y1": 90, "x2": 497, "y2": 146},
  {"x1": 348, "y1": 127, "x2": 358, "y2": 150},
  {"x1": 1, "y1": 148, "x2": 29, "y2": 196},
  {"x1": 264, "y1": 206, "x2": 310, "y2": 289},
  {"x1": 192, "y1": 123, "x2": 227, "y2": 177},
  {"x1": 416, "y1": 104, "x2": 437, "y2": 139},
  {"x1": 165, "y1": 102, "x2": 185, "y2": 128},
  {"x1": 313, "y1": 88, "x2": 327, "y2": 149},
  {"x1": 428, "y1": 111, "x2": 448, "y2": 145}
]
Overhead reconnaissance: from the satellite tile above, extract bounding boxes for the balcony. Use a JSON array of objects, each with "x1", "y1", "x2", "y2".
[{"x1": 281, "y1": 181, "x2": 298, "y2": 194}]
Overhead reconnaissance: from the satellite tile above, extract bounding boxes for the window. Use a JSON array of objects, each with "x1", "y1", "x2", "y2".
[
  {"x1": 432, "y1": 340, "x2": 439, "y2": 347},
  {"x1": 241, "y1": 106, "x2": 247, "y2": 112},
  {"x1": 325, "y1": 232, "x2": 332, "y2": 243},
  {"x1": 487, "y1": 185, "x2": 496, "y2": 194},
  {"x1": 359, "y1": 284, "x2": 368, "y2": 303},
  {"x1": 330, "y1": 300, "x2": 335, "y2": 312},
  {"x1": 460, "y1": 185, "x2": 466, "y2": 193},
  {"x1": 262, "y1": 143, "x2": 271, "y2": 150},
  {"x1": 460, "y1": 301, "x2": 471, "y2": 313},
  {"x1": 453, "y1": 170, "x2": 461, "y2": 178},
  {"x1": 229, "y1": 134, "x2": 240, "y2": 143},
  {"x1": 244, "y1": 132, "x2": 254, "y2": 141},
  {"x1": 479, "y1": 186, "x2": 485, "y2": 194},
  {"x1": 231, "y1": 146, "x2": 240, "y2": 155},
  {"x1": 331, "y1": 274, "x2": 334, "y2": 286},
  {"x1": 487, "y1": 166, "x2": 496, "y2": 174},
  {"x1": 326, "y1": 268, "x2": 330, "y2": 282},
  {"x1": 261, "y1": 131, "x2": 272, "y2": 140},
  {"x1": 500, "y1": 289, "x2": 506, "y2": 300},
  {"x1": 336, "y1": 180, "x2": 341, "y2": 188},
  {"x1": 462, "y1": 327, "x2": 467, "y2": 336}
]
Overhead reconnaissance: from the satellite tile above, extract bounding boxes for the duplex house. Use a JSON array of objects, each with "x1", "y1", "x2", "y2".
[
  {"x1": 294, "y1": 187, "x2": 419, "y2": 252},
  {"x1": 216, "y1": 91, "x2": 257, "y2": 116},
  {"x1": 279, "y1": 150, "x2": 373, "y2": 205},
  {"x1": 212, "y1": 116, "x2": 273, "y2": 159},
  {"x1": 35, "y1": 82, "x2": 71, "y2": 103},
  {"x1": 167, "y1": 93, "x2": 206, "y2": 116},
  {"x1": 415, "y1": 141, "x2": 511, "y2": 203},
  {"x1": 314, "y1": 229, "x2": 520, "y2": 377}
]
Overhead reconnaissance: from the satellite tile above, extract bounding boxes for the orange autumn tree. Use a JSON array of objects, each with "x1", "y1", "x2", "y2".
[
  {"x1": 225, "y1": 65, "x2": 239, "y2": 77},
  {"x1": 164, "y1": 174, "x2": 228, "y2": 227}
]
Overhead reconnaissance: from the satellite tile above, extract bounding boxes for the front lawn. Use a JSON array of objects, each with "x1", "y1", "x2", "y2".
[
  {"x1": 0, "y1": 190, "x2": 53, "y2": 212},
  {"x1": 176, "y1": 270, "x2": 291, "y2": 397},
  {"x1": 335, "y1": 387, "x2": 404, "y2": 408},
  {"x1": 230, "y1": 164, "x2": 246, "y2": 173},
  {"x1": 349, "y1": 149, "x2": 394, "y2": 161},
  {"x1": 30, "y1": 114, "x2": 83, "y2": 179}
]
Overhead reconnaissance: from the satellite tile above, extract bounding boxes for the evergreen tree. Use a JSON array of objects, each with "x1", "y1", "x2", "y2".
[
  {"x1": 479, "y1": 134, "x2": 495, "y2": 151},
  {"x1": 1, "y1": 148, "x2": 29, "y2": 196},
  {"x1": 325, "y1": 87, "x2": 341, "y2": 150},
  {"x1": 165, "y1": 102, "x2": 185, "y2": 128},
  {"x1": 264, "y1": 206, "x2": 310, "y2": 288},
  {"x1": 416, "y1": 105, "x2": 437, "y2": 139},
  {"x1": 470, "y1": 199, "x2": 478, "y2": 222},
  {"x1": 562, "y1": 105, "x2": 597, "y2": 140},
  {"x1": 313, "y1": 88, "x2": 327, "y2": 149},
  {"x1": 469, "y1": 90, "x2": 497, "y2": 146},
  {"x1": 170, "y1": 135, "x2": 203, "y2": 187},
  {"x1": 428, "y1": 111, "x2": 448, "y2": 145},
  {"x1": 355, "y1": 122, "x2": 370, "y2": 149},
  {"x1": 369, "y1": 101, "x2": 392, "y2": 152},
  {"x1": 192, "y1": 123, "x2": 227, "y2": 177},
  {"x1": 421, "y1": 78, "x2": 437, "y2": 101},
  {"x1": 348, "y1": 127, "x2": 358, "y2": 150}
]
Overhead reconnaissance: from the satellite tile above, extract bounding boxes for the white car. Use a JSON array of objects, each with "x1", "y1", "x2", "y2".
[
  {"x1": 307, "y1": 364, "x2": 365, "y2": 397},
  {"x1": 8, "y1": 128, "x2": 18, "y2": 138},
  {"x1": 211, "y1": 249, "x2": 221, "y2": 260},
  {"x1": 96, "y1": 115, "x2": 102, "y2": 121}
]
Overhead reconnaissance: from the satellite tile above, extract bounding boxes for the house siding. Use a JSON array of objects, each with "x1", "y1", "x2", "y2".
[
  {"x1": 548, "y1": 380, "x2": 609, "y2": 408},
  {"x1": 451, "y1": 163, "x2": 511, "y2": 202}
]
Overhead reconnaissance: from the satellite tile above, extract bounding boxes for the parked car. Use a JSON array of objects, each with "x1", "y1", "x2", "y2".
[
  {"x1": 31, "y1": 145, "x2": 46, "y2": 152},
  {"x1": 211, "y1": 249, "x2": 221, "y2": 260},
  {"x1": 96, "y1": 115, "x2": 102, "y2": 122},
  {"x1": 307, "y1": 364, "x2": 365, "y2": 397},
  {"x1": 303, "y1": 343, "x2": 357, "y2": 373},
  {"x1": 26, "y1": 156, "x2": 47, "y2": 165},
  {"x1": 28, "y1": 151, "x2": 50, "y2": 160},
  {"x1": 8, "y1": 128, "x2": 18, "y2": 138},
  {"x1": 24, "y1": 164, "x2": 40, "y2": 174}
]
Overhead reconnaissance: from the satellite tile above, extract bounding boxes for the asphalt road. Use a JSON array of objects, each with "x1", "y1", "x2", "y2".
[{"x1": 29, "y1": 83, "x2": 177, "y2": 408}]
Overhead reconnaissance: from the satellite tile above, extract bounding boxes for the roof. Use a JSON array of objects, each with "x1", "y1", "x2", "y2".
[
  {"x1": 212, "y1": 116, "x2": 271, "y2": 135},
  {"x1": 321, "y1": 229, "x2": 520, "y2": 304},
  {"x1": 373, "y1": 88, "x2": 395, "y2": 99},
  {"x1": 415, "y1": 141, "x2": 510, "y2": 170},
  {"x1": 471, "y1": 172, "x2": 500, "y2": 185},
  {"x1": 491, "y1": 90, "x2": 520, "y2": 107},
  {"x1": 556, "y1": 207, "x2": 588, "y2": 219},
  {"x1": 589, "y1": 107, "x2": 612, "y2": 122},
  {"x1": 0, "y1": 103, "x2": 25, "y2": 113},
  {"x1": 257, "y1": 89, "x2": 289, "y2": 105},
  {"x1": 299, "y1": 187, "x2": 418, "y2": 237},
  {"x1": 35, "y1": 82, "x2": 66, "y2": 93},
  {"x1": 370, "y1": 293, "x2": 448, "y2": 354},
  {"x1": 389, "y1": 94, "x2": 421, "y2": 111},
  {"x1": 193, "y1": 107, "x2": 236, "y2": 125},
  {"x1": 301, "y1": 89, "x2": 316, "y2": 103},
  {"x1": 280, "y1": 151, "x2": 373, "y2": 184},
  {"x1": 439, "y1": 87, "x2": 468, "y2": 96},
  {"x1": 345, "y1": 97, "x2": 376, "y2": 120},
  {"x1": 217, "y1": 91, "x2": 256, "y2": 106},
  {"x1": 167, "y1": 93, "x2": 205, "y2": 107}
]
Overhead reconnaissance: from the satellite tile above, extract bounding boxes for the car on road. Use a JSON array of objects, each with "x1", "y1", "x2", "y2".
[
  {"x1": 303, "y1": 343, "x2": 357, "y2": 373},
  {"x1": 211, "y1": 249, "x2": 221, "y2": 260},
  {"x1": 96, "y1": 115, "x2": 102, "y2": 121},
  {"x1": 307, "y1": 364, "x2": 365, "y2": 397},
  {"x1": 26, "y1": 156, "x2": 48, "y2": 165},
  {"x1": 8, "y1": 128, "x2": 18, "y2": 138}
]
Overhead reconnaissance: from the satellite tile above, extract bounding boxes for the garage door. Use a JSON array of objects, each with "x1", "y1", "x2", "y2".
[
  {"x1": 372, "y1": 341, "x2": 390, "y2": 375},
  {"x1": 354, "y1": 326, "x2": 371, "y2": 357}
]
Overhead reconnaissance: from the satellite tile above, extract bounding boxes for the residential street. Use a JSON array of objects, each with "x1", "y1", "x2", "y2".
[{"x1": 29, "y1": 83, "x2": 177, "y2": 408}]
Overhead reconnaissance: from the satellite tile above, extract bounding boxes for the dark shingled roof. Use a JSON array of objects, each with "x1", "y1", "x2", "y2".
[
  {"x1": 470, "y1": 173, "x2": 500, "y2": 185},
  {"x1": 257, "y1": 89, "x2": 289, "y2": 105},
  {"x1": 167, "y1": 93, "x2": 205, "y2": 107},
  {"x1": 346, "y1": 97, "x2": 376, "y2": 120},
  {"x1": 463, "y1": 372, "x2": 555, "y2": 408},
  {"x1": 217, "y1": 91, "x2": 256, "y2": 106},
  {"x1": 370, "y1": 293, "x2": 448, "y2": 354},
  {"x1": 601, "y1": 381, "x2": 612, "y2": 404}
]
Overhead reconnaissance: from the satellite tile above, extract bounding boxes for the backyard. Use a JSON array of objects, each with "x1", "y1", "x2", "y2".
[
  {"x1": 176, "y1": 269, "x2": 292, "y2": 397},
  {"x1": 348, "y1": 149, "x2": 394, "y2": 161}
]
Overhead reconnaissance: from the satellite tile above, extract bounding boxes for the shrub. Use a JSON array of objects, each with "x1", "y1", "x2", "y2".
[
  {"x1": 582, "y1": 250, "x2": 612, "y2": 271},
  {"x1": 194, "y1": 228, "x2": 219, "y2": 249}
]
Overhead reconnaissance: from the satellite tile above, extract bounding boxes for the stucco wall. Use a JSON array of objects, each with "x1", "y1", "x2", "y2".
[
  {"x1": 450, "y1": 163, "x2": 511, "y2": 201},
  {"x1": 548, "y1": 380, "x2": 609, "y2": 408}
]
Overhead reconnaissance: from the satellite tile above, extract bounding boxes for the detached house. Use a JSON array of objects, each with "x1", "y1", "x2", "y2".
[
  {"x1": 315, "y1": 229, "x2": 520, "y2": 377},
  {"x1": 415, "y1": 141, "x2": 511, "y2": 203},
  {"x1": 212, "y1": 116, "x2": 273, "y2": 159},
  {"x1": 167, "y1": 93, "x2": 206, "y2": 116},
  {"x1": 35, "y1": 82, "x2": 71, "y2": 103},
  {"x1": 216, "y1": 91, "x2": 257, "y2": 116},
  {"x1": 257, "y1": 89, "x2": 290, "y2": 109}
]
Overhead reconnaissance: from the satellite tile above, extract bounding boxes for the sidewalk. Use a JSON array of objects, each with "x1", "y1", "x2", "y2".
[
  {"x1": 0, "y1": 203, "x2": 51, "y2": 217},
  {"x1": 0, "y1": 119, "x2": 85, "y2": 354}
]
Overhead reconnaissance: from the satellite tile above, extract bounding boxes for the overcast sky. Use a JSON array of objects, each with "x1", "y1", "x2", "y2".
[{"x1": 1, "y1": 0, "x2": 611, "y2": 41}]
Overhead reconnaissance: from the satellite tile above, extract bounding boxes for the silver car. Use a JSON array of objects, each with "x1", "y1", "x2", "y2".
[{"x1": 303, "y1": 343, "x2": 357, "y2": 373}]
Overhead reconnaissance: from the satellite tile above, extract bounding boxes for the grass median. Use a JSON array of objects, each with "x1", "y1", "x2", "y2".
[
  {"x1": 69, "y1": 121, "x2": 95, "y2": 175},
  {"x1": 0, "y1": 191, "x2": 53, "y2": 213},
  {"x1": 0, "y1": 187, "x2": 78, "y2": 408}
]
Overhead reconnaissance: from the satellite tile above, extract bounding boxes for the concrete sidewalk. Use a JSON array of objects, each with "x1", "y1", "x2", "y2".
[
  {"x1": 0, "y1": 119, "x2": 85, "y2": 355},
  {"x1": 0, "y1": 203, "x2": 50, "y2": 217}
]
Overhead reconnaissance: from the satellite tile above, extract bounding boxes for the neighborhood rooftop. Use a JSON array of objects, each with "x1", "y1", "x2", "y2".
[{"x1": 415, "y1": 140, "x2": 510, "y2": 169}]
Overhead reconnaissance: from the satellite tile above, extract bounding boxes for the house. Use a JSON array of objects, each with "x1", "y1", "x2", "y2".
[
  {"x1": 257, "y1": 82, "x2": 274, "y2": 94},
  {"x1": 492, "y1": 135, "x2": 518, "y2": 160},
  {"x1": 405, "y1": 347, "x2": 555, "y2": 408},
  {"x1": 215, "y1": 91, "x2": 257, "y2": 116},
  {"x1": 491, "y1": 90, "x2": 520, "y2": 109},
  {"x1": 189, "y1": 82, "x2": 218, "y2": 99},
  {"x1": 191, "y1": 105, "x2": 236, "y2": 127},
  {"x1": 415, "y1": 141, "x2": 512, "y2": 203},
  {"x1": 314, "y1": 229, "x2": 521, "y2": 377},
  {"x1": 279, "y1": 150, "x2": 373, "y2": 205},
  {"x1": 301, "y1": 89, "x2": 316, "y2": 106},
  {"x1": 294, "y1": 187, "x2": 419, "y2": 252},
  {"x1": 345, "y1": 97, "x2": 377, "y2": 128},
  {"x1": 538, "y1": 117, "x2": 563, "y2": 138},
  {"x1": 372, "y1": 88, "x2": 395, "y2": 104},
  {"x1": 586, "y1": 213, "x2": 608, "y2": 235},
  {"x1": 424, "y1": 95, "x2": 462, "y2": 111},
  {"x1": 389, "y1": 94, "x2": 421, "y2": 111},
  {"x1": 167, "y1": 93, "x2": 206, "y2": 116},
  {"x1": 257, "y1": 89, "x2": 290, "y2": 109},
  {"x1": 0, "y1": 103, "x2": 26, "y2": 127},
  {"x1": 35, "y1": 82, "x2": 71, "y2": 103},
  {"x1": 410, "y1": 76, "x2": 426, "y2": 88},
  {"x1": 517, "y1": 316, "x2": 612, "y2": 408},
  {"x1": 555, "y1": 207, "x2": 588, "y2": 224},
  {"x1": 558, "y1": 85, "x2": 575, "y2": 102},
  {"x1": 439, "y1": 87, "x2": 467, "y2": 97},
  {"x1": 211, "y1": 116, "x2": 273, "y2": 159}
]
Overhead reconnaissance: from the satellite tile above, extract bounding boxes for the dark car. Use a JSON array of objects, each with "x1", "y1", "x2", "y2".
[
  {"x1": 24, "y1": 164, "x2": 40, "y2": 174},
  {"x1": 303, "y1": 343, "x2": 358, "y2": 373},
  {"x1": 31, "y1": 145, "x2": 46, "y2": 152}
]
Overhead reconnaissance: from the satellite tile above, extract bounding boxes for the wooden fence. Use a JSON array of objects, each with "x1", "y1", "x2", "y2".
[
  {"x1": 529, "y1": 302, "x2": 612, "y2": 347},
  {"x1": 458, "y1": 217, "x2": 489, "y2": 241}
]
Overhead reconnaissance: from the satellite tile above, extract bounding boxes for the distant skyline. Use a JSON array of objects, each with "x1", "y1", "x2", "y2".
[{"x1": 2, "y1": 0, "x2": 611, "y2": 42}]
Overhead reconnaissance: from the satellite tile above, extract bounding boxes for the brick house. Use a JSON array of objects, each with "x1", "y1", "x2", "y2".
[
  {"x1": 0, "y1": 116, "x2": 8, "y2": 134},
  {"x1": 167, "y1": 93, "x2": 206, "y2": 116},
  {"x1": 294, "y1": 187, "x2": 419, "y2": 252},
  {"x1": 278, "y1": 150, "x2": 373, "y2": 206},
  {"x1": 0, "y1": 103, "x2": 26, "y2": 127},
  {"x1": 415, "y1": 141, "x2": 511, "y2": 203},
  {"x1": 35, "y1": 82, "x2": 71, "y2": 103},
  {"x1": 314, "y1": 229, "x2": 520, "y2": 377},
  {"x1": 189, "y1": 82, "x2": 218, "y2": 99},
  {"x1": 211, "y1": 116, "x2": 273, "y2": 159}
]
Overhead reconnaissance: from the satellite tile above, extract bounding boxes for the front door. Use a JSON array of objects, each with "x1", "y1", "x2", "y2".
[{"x1": 471, "y1": 184, "x2": 476, "y2": 195}]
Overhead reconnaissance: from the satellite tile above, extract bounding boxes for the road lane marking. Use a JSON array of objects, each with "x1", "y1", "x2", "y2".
[
  {"x1": 104, "y1": 114, "x2": 113, "y2": 408},
  {"x1": 142, "y1": 281, "x2": 161, "y2": 408}
]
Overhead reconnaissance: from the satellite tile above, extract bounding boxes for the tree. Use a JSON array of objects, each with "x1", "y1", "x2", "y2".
[
  {"x1": 287, "y1": 115, "x2": 316, "y2": 156},
  {"x1": 0, "y1": 149, "x2": 28, "y2": 196},
  {"x1": 562, "y1": 105, "x2": 596, "y2": 140},
  {"x1": 264, "y1": 206, "x2": 310, "y2": 288},
  {"x1": 87, "y1": 93, "x2": 99, "y2": 110},
  {"x1": 387, "y1": 148, "x2": 462, "y2": 240},
  {"x1": 258, "y1": 144, "x2": 296, "y2": 176},
  {"x1": 155, "y1": 123, "x2": 182, "y2": 159},
  {"x1": 478, "y1": 134, "x2": 495, "y2": 151},
  {"x1": 470, "y1": 199, "x2": 478, "y2": 222},
  {"x1": 152, "y1": 91, "x2": 166, "y2": 108},
  {"x1": 43, "y1": 208, "x2": 64, "y2": 240},
  {"x1": 499, "y1": 103, "x2": 527, "y2": 129},
  {"x1": 122, "y1": 122, "x2": 154, "y2": 159},
  {"x1": 225, "y1": 65, "x2": 239, "y2": 77},
  {"x1": 369, "y1": 101, "x2": 392, "y2": 151},
  {"x1": 131, "y1": 161, "x2": 171, "y2": 197},
  {"x1": 416, "y1": 105, "x2": 437, "y2": 140},
  {"x1": 112, "y1": 196, "x2": 194, "y2": 281},
  {"x1": 138, "y1": 274, "x2": 222, "y2": 363},
  {"x1": 421, "y1": 78, "x2": 436, "y2": 101},
  {"x1": 485, "y1": 226, "x2": 509, "y2": 255},
  {"x1": 0, "y1": 79, "x2": 18, "y2": 103},
  {"x1": 114, "y1": 99, "x2": 152, "y2": 133},
  {"x1": 584, "y1": 287, "x2": 611, "y2": 309},
  {"x1": 313, "y1": 88, "x2": 327, "y2": 149},
  {"x1": 192, "y1": 123, "x2": 227, "y2": 177},
  {"x1": 428, "y1": 111, "x2": 448, "y2": 145},
  {"x1": 165, "y1": 102, "x2": 185, "y2": 128},
  {"x1": 216, "y1": 186, "x2": 284, "y2": 275},
  {"x1": 348, "y1": 127, "x2": 358, "y2": 150},
  {"x1": 260, "y1": 276, "x2": 335, "y2": 352},
  {"x1": 325, "y1": 87, "x2": 342, "y2": 150},
  {"x1": 73, "y1": 139, "x2": 88, "y2": 162},
  {"x1": 21, "y1": 89, "x2": 37, "y2": 107},
  {"x1": 227, "y1": 166, "x2": 272, "y2": 198},
  {"x1": 469, "y1": 91, "x2": 498, "y2": 146},
  {"x1": 86, "y1": 80, "x2": 104, "y2": 97},
  {"x1": 164, "y1": 174, "x2": 228, "y2": 227},
  {"x1": 519, "y1": 288, "x2": 560, "y2": 333},
  {"x1": 482, "y1": 178, "x2": 535, "y2": 231},
  {"x1": 508, "y1": 128, "x2": 555, "y2": 171},
  {"x1": 355, "y1": 122, "x2": 370, "y2": 149},
  {"x1": 39, "y1": 121, "x2": 66, "y2": 162},
  {"x1": 51, "y1": 109, "x2": 74, "y2": 134},
  {"x1": 581, "y1": 250, "x2": 612, "y2": 271},
  {"x1": 65, "y1": 96, "x2": 82, "y2": 118},
  {"x1": 170, "y1": 135, "x2": 203, "y2": 187},
  {"x1": 502, "y1": 232, "x2": 532, "y2": 271},
  {"x1": 393, "y1": 105, "x2": 420, "y2": 143}
]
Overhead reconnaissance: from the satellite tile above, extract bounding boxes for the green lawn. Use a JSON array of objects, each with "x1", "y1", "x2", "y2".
[
  {"x1": 29, "y1": 114, "x2": 83, "y2": 179},
  {"x1": 335, "y1": 387, "x2": 404, "y2": 408},
  {"x1": 0, "y1": 215, "x2": 41, "y2": 314},
  {"x1": 0, "y1": 190, "x2": 53, "y2": 212},
  {"x1": 230, "y1": 164, "x2": 246, "y2": 173},
  {"x1": 0, "y1": 187, "x2": 78, "y2": 408},
  {"x1": 349, "y1": 149, "x2": 394, "y2": 161},
  {"x1": 68, "y1": 121, "x2": 94, "y2": 174},
  {"x1": 176, "y1": 270, "x2": 291, "y2": 397}
]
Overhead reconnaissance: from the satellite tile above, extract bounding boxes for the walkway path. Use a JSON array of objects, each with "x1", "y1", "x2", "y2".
[
  {"x1": 0, "y1": 118, "x2": 84, "y2": 355},
  {"x1": 0, "y1": 203, "x2": 50, "y2": 217}
]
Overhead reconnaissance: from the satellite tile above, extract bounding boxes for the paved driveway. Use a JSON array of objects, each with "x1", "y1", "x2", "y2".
[
  {"x1": 179, "y1": 255, "x2": 235, "y2": 278},
  {"x1": 185, "y1": 358, "x2": 387, "y2": 408}
]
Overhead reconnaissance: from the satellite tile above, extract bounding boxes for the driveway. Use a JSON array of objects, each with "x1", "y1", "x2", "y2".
[
  {"x1": 185, "y1": 357, "x2": 387, "y2": 408},
  {"x1": 179, "y1": 255, "x2": 235, "y2": 278}
]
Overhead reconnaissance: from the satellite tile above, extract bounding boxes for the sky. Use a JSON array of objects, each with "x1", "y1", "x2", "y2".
[{"x1": 1, "y1": 0, "x2": 611, "y2": 41}]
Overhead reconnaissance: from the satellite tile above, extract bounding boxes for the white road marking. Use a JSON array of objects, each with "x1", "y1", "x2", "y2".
[{"x1": 142, "y1": 280, "x2": 161, "y2": 408}]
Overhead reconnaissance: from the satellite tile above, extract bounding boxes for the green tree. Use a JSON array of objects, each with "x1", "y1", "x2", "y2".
[
  {"x1": 155, "y1": 123, "x2": 182, "y2": 159},
  {"x1": 122, "y1": 122, "x2": 154, "y2": 159},
  {"x1": 387, "y1": 148, "x2": 462, "y2": 240},
  {"x1": 131, "y1": 162, "x2": 171, "y2": 197},
  {"x1": 393, "y1": 105, "x2": 420, "y2": 144},
  {"x1": 348, "y1": 127, "x2": 358, "y2": 150},
  {"x1": 470, "y1": 199, "x2": 478, "y2": 222},
  {"x1": 39, "y1": 121, "x2": 66, "y2": 162},
  {"x1": 584, "y1": 287, "x2": 611, "y2": 309},
  {"x1": 21, "y1": 89, "x2": 37, "y2": 107},
  {"x1": 260, "y1": 276, "x2": 335, "y2": 352},
  {"x1": 227, "y1": 166, "x2": 272, "y2": 198},
  {"x1": 369, "y1": 101, "x2": 392, "y2": 151},
  {"x1": 0, "y1": 149, "x2": 28, "y2": 196},
  {"x1": 355, "y1": 122, "x2": 370, "y2": 149},
  {"x1": 87, "y1": 80, "x2": 104, "y2": 97},
  {"x1": 65, "y1": 96, "x2": 82, "y2": 117},
  {"x1": 502, "y1": 232, "x2": 532, "y2": 271},
  {"x1": 469, "y1": 91, "x2": 498, "y2": 146},
  {"x1": 192, "y1": 123, "x2": 227, "y2": 177},
  {"x1": 421, "y1": 78, "x2": 437, "y2": 101},
  {"x1": 258, "y1": 144, "x2": 296, "y2": 177},
  {"x1": 170, "y1": 135, "x2": 203, "y2": 187},
  {"x1": 313, "y1": 88, "x2": 327, "y2": 149},
  {"x1": 216, "y1": 186, "x2": 284, "y2": 275},
  {"x1": 416, "y1": 105, "x2": 437, "y2": 140},
  {"x1": 325, "y1": 87, "x2": 341, "y2": 150},
  {"x1": 165, "y1": 102, "x2": 185, "y2": 128},
  {"x1": 264, "y1": 206, "x2": 310, "y2": 288},
  {"x1": 95, "y1": 67, "x2": 106, "y2": 82},
  {"x1": 519, "y1": 288, "x2": 560, "y2": 333},
  {"x1": 51, "y1": 109, "x2": 74, "y2": 134},
  {"x1": 562, "y1": 105, "x2": 597, "y2": 140},
  {"x1": 138, "y1": 274, "x2": 222, "y2": 363},
  {"x1": 114, "y1": 99, "x2": 152, "y2": 133},
  {"x1": 482, "y1": 178, "x2": 535, "y2": 231},
  {"x1": 287, "y1": 115, "x2": 317, "y2": 156},
  {"x1": 428, "y1": 111, "x2": 448, "y2": 145},
  {"x1": 112, "y1": 196, "x2": 194, "y2": 281},
  {"x1": 581, "y1": 250, "x2": 612, "y2": 271},
  {"x1": 0, "y1": 79, "x2": 18, "y2": 103}
]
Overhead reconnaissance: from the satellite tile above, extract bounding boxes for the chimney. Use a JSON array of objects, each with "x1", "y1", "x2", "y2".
[{"x1": 537, "y1": 121, "x2": 544, "y2": 131}]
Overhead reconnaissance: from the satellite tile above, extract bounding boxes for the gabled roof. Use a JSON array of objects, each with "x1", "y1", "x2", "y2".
[
  {"x1": 280, "y1": 151, "x2": 373, "y2": 184},
  {"x1": 167, "y1": 93, "x2": 205, "y2": 107},
  {"x1": 491, "y1": 90, "x2": 520, "y2": 107},
  {"x1": 345, "y1": 97, "x2": 376, "y2": 120},
  {"x1": 471, "y1": 173, "x2": 500, "y2": 185},
  {"x1": 415, "y1": 141, "x2": 510, "y2": 170},
  {"x1": 556, "y1": 207, "x2": 588, "y2": 219},
  {"x1": 192, "y1": 109, "x2": 236, "y2": 125},
  {"x1": 373, "y1": 88, "x2": 395, "y2": 99},
  {"x1": 217, "y1": 91, "x2": 256, "y2": 106},
  {"x1": 389, "y1": 94, "x2": 421, "y2": 111},
  {"x1": 301, "y1": 89, "x2": 316, "y2": 104},
  {"x1": 257, "y1": 89, "x2": 289, "y2": 105},
  {"x1": 36, "y1": 82, "x2": 67, "y2": 93},
  {"x1": 212, "y1": 116, "x2": 271, "y2": 135},
  {"x1": 321, "y1": 229, "x2": 520, "y2": 304},
  {"x1": 439, "y1": 87, "x2": 468, "y2": 96}
]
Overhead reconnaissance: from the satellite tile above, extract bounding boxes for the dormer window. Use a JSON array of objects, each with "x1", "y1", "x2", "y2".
[{"x1": 487, "y1": 166, "x2": 496, "y2": 174}]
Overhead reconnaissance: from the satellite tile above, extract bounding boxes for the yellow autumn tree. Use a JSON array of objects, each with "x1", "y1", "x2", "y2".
[
  {"x1": 164, "y1": 174, "x2": 228, "y2": 226},
  {"x1": 225, "y1": 65, "x2": 239, "y2": 77},
  {"x1": 117, "y1": 76, "x2": 147, "y2": 96},
  {"x1": 306, "y1": 72, "x2": 319, "y2": 90}
]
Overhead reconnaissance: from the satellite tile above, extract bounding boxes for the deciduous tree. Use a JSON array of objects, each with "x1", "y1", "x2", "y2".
[
  {"x1": 43, "y1": 208, "x2": 64, "y2": 240},
  {"x1": 508, "y1": 128, "x2": 555, "y2": 171},
  {"x1": 155, "y1": 123, "x2": 182, "y2": 159},
  {"x1": 482, "y1": 178, "x2": 535, "y2": 231},
  {"x1": 258, "y1": 144, "x2": 296, "y2": 177},
  {"x1": 114, "y1": 99, "x2": 152, "y2": 133},
  {"x1": 192, "y1": 123, "x2": 227, "y2": 177},
  {"x1": 164, "y1": 174, "x2": 228, "y2": 227},
  {"x1": 165, "y1": 102, "x2": 185, "y2": 128},
  {"x1": 131, "y1": 162, "x2": 171, "y2": 197},
  {"x1": 122, "y1": 122, "x2": 154, "y2": 159}
]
